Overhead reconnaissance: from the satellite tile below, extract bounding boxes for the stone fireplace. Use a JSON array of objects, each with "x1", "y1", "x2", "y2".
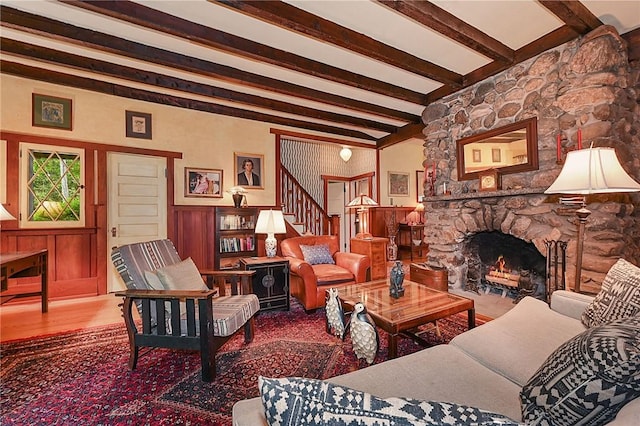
[{"x1": 419, "y1": 26, "x2": 640, "y2": 294}]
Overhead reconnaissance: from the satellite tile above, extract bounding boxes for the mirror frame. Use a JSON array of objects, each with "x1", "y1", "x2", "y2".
[{"x1": 456, "y1": 117, "x2": 539, "y2": 181}]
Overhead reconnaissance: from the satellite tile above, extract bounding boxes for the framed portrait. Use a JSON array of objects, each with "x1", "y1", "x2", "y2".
[
  {"x1": 472, "y1": 149, "x2": 481, "y2": 163},
  {"x1": 125, "y1": 110, "x2": 152, "y2": 139},
  {"x1": 416, "y1": 170, "x2": 425, "y2": 202},
  {"x1": 234, "y1": 152, "x2": 264, "y2": 189},
  {"x1": 388, "y1": 171, "x2": 409, "y2": 196},
  {"x1": 185, "y1": 167, "x2": 223, "y2": 198},
  {"x1": 492, "y1": 148, "x2": 501, "y2": 163},
  {"x1": 32, "y1": 94, "x2": 73, "y2": 130}
]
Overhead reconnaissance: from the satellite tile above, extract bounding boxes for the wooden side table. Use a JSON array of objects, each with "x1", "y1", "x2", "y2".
[
  {"x1": 350, "y1": 237, "x2": 388, "y2": 280},
  {"x1": 240, "y1": 257, "x2": 289, "y2": 312},
  {"x1": 1, "y1": 249, "x2": 48, "y2": 312}
]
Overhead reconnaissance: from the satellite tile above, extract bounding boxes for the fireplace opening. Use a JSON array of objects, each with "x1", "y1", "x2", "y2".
[{"x1": 461, "y1": 231, "x2": 547, "y2": 301}]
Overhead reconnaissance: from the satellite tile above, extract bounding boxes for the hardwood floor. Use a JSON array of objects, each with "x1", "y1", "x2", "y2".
[{"x1": 0, "y1": 294, "x2": 123, "y2": 342}]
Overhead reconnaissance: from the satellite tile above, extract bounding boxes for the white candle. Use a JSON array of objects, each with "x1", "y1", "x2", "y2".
[{"x1": 443, "y1": 182, "x2": 447, "y2": 193}]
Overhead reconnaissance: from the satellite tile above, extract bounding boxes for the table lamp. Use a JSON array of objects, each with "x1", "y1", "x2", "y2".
[
  {"x1": 228, "y1": 186, "x2": 248, "y2": 208},
  {"x1": 545, "y1": 146, "x2": 640, "y2": 292},
  {"x1": 255, "y1": 209, "x2": 287, "y2": 257},
  {"x1": 346, "y1": 194, "x2": 378, "y2": 239}
]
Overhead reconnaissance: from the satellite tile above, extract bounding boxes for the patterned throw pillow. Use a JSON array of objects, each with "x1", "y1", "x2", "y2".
[
  {"x1": 259, "y1": 376, "x2": 522, "y2": 426},
  {"x1": 299, "y1": 244, "x2": 335, "y2": 265},
  {"x1": 156, "y1": 257, "x2": 208, "y2": 291},
  {"x1": 582, "y1": 258, "x2": 640, "y2": 328},
  {"x1": 520, "y1": 315, "x2": 640, "y2": 426}
]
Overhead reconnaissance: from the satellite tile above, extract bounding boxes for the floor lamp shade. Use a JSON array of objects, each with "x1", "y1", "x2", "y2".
[
  {"x1": 545, "y1": 147, "x2": 640, "y2": 292},
  {"x1": 255, "y1": 210, "x2": 287, "y2": 257},
  {"x1": 545, "y1": 147, "x2": 640, "y2": 194}
]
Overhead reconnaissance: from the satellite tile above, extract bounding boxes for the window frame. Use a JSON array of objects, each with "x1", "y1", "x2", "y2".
[{"x1": 19, "y1": 142, "x2": 85, "y2": 229}]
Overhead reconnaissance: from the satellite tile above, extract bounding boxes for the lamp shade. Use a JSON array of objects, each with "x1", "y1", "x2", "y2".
[
  {"x1": 545, "y1": 147, "x2": 640, "y2": 194},
  {"x1": 346, "y1": 194, "x2": 378, "y2": 209},
  {"x1": 0, "y1": 204, "x2": 16, "y2": 221},
  {"x1": 339, "y1": 147, "x2": 352, "y2": 162},
  {"x1": 255, "y1": 210, "x2": 286, "y2": 235}
]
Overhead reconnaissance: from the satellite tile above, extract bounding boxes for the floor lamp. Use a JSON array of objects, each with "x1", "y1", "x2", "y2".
[
  {"x1": 346, "y1": 194, "x2": 378, "y2": 239},
  {"x1": 545, "y1": 146, "x2": 640, "y2": 293}
]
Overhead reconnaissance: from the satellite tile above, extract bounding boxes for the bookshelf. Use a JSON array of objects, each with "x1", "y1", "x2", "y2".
[{"x1": 215, "y1": 207, "x2": 258, "y2": 270}]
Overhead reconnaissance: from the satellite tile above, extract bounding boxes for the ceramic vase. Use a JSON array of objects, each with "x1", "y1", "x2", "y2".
[{"x1": 387, "y1": 236, "x2": 398, "y2": 261}]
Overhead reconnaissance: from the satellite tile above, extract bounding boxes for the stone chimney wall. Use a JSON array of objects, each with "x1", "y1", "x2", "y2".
[{"x1": 420, "y1": 26, "x2": 640, "y2": 293}]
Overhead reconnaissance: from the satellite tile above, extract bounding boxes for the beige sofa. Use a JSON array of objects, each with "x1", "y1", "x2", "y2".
[{"x1": 232, "y1": 290, "x2": 639, "y2": 425}]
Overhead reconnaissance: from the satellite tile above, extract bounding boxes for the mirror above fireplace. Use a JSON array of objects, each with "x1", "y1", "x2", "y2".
[{"x1": 456, "y1": 117, "x2": 539, "y2": 181}]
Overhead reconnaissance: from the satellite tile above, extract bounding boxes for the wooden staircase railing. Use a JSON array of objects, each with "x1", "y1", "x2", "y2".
[{"x1": 280, "y1": 166, "x2": 338, "y2": 236}]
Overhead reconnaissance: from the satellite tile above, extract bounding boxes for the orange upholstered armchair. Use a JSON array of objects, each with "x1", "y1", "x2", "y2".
[{"x1": 280, "y1": 235, "x2": 370, "y2": 312}]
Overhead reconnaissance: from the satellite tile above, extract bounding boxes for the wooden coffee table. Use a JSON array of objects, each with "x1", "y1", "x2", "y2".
[{"x1": 337, "y1": 279, "x2": 475, "y2": 359}]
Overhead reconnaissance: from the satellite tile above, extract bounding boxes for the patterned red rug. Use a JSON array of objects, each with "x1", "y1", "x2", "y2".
[{"x1": 1, "y1": 299, "x2": 483, "y2": 425}]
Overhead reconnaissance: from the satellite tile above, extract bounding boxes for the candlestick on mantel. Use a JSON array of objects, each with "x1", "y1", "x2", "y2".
[
  {"x1": 556, "y1": 133, "x2": 562, "y2": 164},
  {"x1": 577, "y1": 129, "x2": 582, "y2": 150},
  {"x1": 433, "y1": 161, "x2": 436, "y2": 180}
]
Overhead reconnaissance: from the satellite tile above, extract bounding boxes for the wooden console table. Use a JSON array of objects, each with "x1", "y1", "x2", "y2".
[{"x1": 1, "y1": 249, "x2": 48, "y2": 312}]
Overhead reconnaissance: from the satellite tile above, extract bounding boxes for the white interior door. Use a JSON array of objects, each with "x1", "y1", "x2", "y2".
[
  {"x1": 327, "y1": 181, "x2": 348, "y2": 251},
  {"x1": 107, "y1": 153, "x2": 167, "y2": 292}
]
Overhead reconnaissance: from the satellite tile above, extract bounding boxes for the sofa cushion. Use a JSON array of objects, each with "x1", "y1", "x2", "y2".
[
  {"x1": 299, "y1": 244, "x2": 335, "y2": 265},
  {"x1": 155, "y1": 257, "x2": 208, "y2": 291},
  {"x1": 259, "y1": 376, "x2": 522, "y2": 426},
  {"x1": 313, "y1": 264, "x2": 354, "y2": 285},
  {"x1": 581, "y1": 258, "x2": 640, "y2": 328},
  {"x1": 521, "y1": 315, "x2": 640, "y2": 426},
  {"x1": 450, "y1": 296, "x2": 586, "y2": 386}
]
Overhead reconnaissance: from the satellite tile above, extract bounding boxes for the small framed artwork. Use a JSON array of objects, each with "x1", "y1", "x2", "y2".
[
  {"x1": 32, "y1": 94, "x2": 73, "y2": 130},
  {"x1": 125, "y1": 110, "x2": 152, "y2": 139},
  {"x1": 492, "y1": 148, "x2": 501, "y2": 163},
  {"x1": 388, "y1": 171, "x2": 409, "y2": 196},
  {"x1": 185, "y1": 168, "x2": 223, "y2": 198},
  {"x1": 234, "y1": 152, "x2": 264, "y2": 189},
  {"x1": 416, "y1": 170, "x2": 425, "y2": 202},
  {"x1": 472, "y1": 149, "x2": 481, "y2": 163}
]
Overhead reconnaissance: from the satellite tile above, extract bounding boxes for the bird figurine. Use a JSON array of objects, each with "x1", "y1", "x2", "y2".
[
  {"x1": 325, "y1": 288, "x2": 346, "y2": 340},
  {"x1": 349, "y1": 302, "x2": 379, "y2": 365}
]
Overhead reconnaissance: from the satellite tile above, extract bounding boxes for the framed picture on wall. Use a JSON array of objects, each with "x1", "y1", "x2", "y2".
[
  {"x1": 125, "y1": 110, "x2": 152, "y2": 139},
  {"x1": 472, "y1": 149, "x2": 481, "y2": 163},
  {"x1": 492, "y1": 148, "x2": 501, "y2": 163},
  {"x1": 185, "y1": 168, "x2": 223, "y2": 198},
  {"x1": 234, "y1": 152, "x2": 264, "y2": 189},
  {"x1": 388, "y1": 171, "x2": 409, "y2": 196},
  {"x1": 416, "y1": 170, "x2": 425, "y2": 202},
  {"x1": 32, "y1": 94, "x2": 73, "y2": 130}
]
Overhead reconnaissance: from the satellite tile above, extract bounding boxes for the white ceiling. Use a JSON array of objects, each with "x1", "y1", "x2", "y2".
[{"x1": 1, "y1": 0, "x2": 639, "y2": 146}]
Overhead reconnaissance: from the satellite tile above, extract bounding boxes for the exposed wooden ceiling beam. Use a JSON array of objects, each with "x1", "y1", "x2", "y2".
[
  {"x1": 212, "y1": 0, "x2": 462, "y2": 88},
  {"x1": 376, "y1": 122, "x2": 425, "y2": 149},
  {"x1": 1, "y1": 60, "x2": 377, "y2": 141},
  {"x1": 376, "y1": 0, "x2": 514, "y2": 63},
  {"x1": 1, "y1": 38, "x2": 400, "y2": 134},
  {"x1": 0, "y1": 5, "x2": 418, "y2": 124},
  {"x1": 622, "y1": 27, "x2": 640, "y2": 63},
  {"x1": 60, "y1": 0, "x2": 427, "y2": 105},
  {"x1": 539, "y1": 0, "x2": 603, "y2": 34}
]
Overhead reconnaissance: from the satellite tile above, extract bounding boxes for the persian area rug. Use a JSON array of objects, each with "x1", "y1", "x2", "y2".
[{"x1": 1, "y1": 299, "x2": 484, "y2": 426}]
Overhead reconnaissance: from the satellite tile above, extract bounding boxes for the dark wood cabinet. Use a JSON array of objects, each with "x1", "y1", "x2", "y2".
[
  {"x1": 240, "y1": 257, "x2": 290, "y2": 312},
  {"x1": 215, "y1": 207, "x2": 258, "y2": 270}
]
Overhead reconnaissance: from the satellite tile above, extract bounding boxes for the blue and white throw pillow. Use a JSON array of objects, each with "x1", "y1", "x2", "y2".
[
  {"x1": 299, "y1": 244, "x2": 335, "y2": 265},
  {"x1": 259, "y1": 376, "x2": 522, "y2": 426},
  {"x1": 521, "y1": 315, "x2": 640, "y2": 426}
]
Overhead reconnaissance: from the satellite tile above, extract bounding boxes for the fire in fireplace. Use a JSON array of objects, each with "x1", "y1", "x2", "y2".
[{"x1": 462, "y1": 231, "x2": 547, "y2": 301}]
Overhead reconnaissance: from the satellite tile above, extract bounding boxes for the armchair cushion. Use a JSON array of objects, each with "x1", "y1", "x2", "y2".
[
  {"x1": 299, "y1": 244, "x2": 335, "y2": 265},
  {"x1": 155, "y1": 257, "x2": 208, "y2": 291},
  {"x1": 313, "y1": 264, "x2": 355, "y2": 286},
  {"x1": 213, "y1": 295, "x2": 261, "y2": 336}
]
